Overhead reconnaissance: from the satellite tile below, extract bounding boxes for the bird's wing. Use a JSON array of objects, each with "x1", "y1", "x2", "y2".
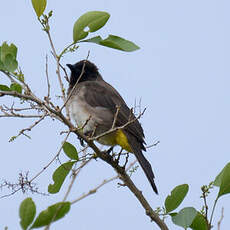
[
  {"x1": 83, "y1": 80, "x2": 158, "y2": 193},
  {"x1": 83, "y1": 80, "x2": 146, "y2": 149}
]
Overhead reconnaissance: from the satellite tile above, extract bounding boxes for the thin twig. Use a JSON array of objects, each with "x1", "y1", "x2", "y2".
[
  {"x1": 45, "y1": 55, "x2": 51, "y2": 99},
  {"x1": 71, "y1": 160, "x2": 137, "y2": 204},
  {"x1": 2, "y1": 71, "x2": 17, "y2": 84},
  {"x1": 59, "y1": 62, "x2": 69, "y2": 83},
  {"x1": 8, "y1": 107, "x2": 36, "y2": 112},
  {"x1": 14, "y1": 113, "x2": 47, "y2": 139},
  {"x1": 2, "y1": 71, "x2": 31, "y2": 94},
  {"x1": 58, "y1": 42, "x2": 75, "y2": 60},
  {"x1": 29, "y1": 130, "x2": 71, "y2": 183},
  {"x1": 146, "y1": 141, "x2": 160, "y2": 149},
  {"x1": 218, "y1": 207, "x2": 224, "y2": 230},
  {"x1": 45, "y1": 157, "x2": 93, "y2": 230},
  {"x1": 45, "y1": 23, "x2": 66, "y2": 102},
  {"x1": 72, "y1": 176, "x2": 118, "y2": 204},
  {"x1": 0, "y1": 188, "x2": 21, "y2": 199},
  {"x1": 63, "y1": 158, "x2": 92, "y2": 201},
  {"x1": 0, "y1": 104, "x2": 42, "y2": 118},
  {"x1": 203, "y1": 191, "x2": 209, "y2": 220},
  {"x1": 111, "y1": 105, "x2": 120, "y2": 129},
  {"x1": 90, "y1": 108, "x2": 146, "y2": 141},
  {"x1": 0, "y1": 114, "x2": 42, "y2": 118}
]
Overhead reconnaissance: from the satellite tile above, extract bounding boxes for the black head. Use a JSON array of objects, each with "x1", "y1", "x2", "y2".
[{"x1": 67, "y1": 60, "x2": 102, "y2": 87}]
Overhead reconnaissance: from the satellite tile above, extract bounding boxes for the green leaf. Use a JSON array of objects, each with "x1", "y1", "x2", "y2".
[
  {"x1": 81, "y1": 35, "x2": 140, "y2": 52},
  {"x1": 100, "y1": 35, "x2": 140, "y2": 52},
  {"x1": 0, "y1": 60, "x2": 6, "y2": 71},
  {"x1": 0, "y1": 47, "x2": 6, "y2": 71},
  {"x1": 190, "y1": 212, "x2": 208, "y2": 230},
  {"x1": 9, "y1": 43, "x2": 17, "y2": 59},
  {"x1": 214, "y1": 162, "x2": 230, "y2": 187},
  {"x1": 81, "y1": 36, "x2": 102, "y2": 44},
  {"x1": 31, "y1": 0, "x2": 47, "y2": 17},
  {"x1": 171, "y1": 207, "x2": 197, "y2": 228},
  {"x1": 4, "y1": 54, "x2": 18, "y2": 72},
  {"x1": 165, "y1": 184, "x2": 189, "y2": 213},
  {"x1": 0, "y1": 84, "x2": 11, "y2": 91},
  {"x1": 19, "y1": 198, "x2": 36, "y2": 230},
  {"x1": 10, "y1": 83, "x2": 22, "y2": 93},
  {"x1": 73, "y1": 11, "x2": 110, "y2": 42},
  {"x1": 217, "y1": 162, "x2": 230, "y2": 198},
  {"x1": 0, "y1": 42, "x2": 18, "y2": 72},
  {"x1": 63, "y1": 142, "x2": 79, "y2": 160},
  {"x1": 48, "y1": 161, "x2": 75, "y2": 194},
  {"x1": 31, "y1": 202, "x2": 70, "y2": 228},
  {"x1": 1, "y1": 42, "x2": 17, "y2": 61}
]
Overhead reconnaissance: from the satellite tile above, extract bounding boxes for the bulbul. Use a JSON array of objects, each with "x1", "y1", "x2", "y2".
[{"x1": 66, "y1": 60, "x2": 158, "y2": 194}]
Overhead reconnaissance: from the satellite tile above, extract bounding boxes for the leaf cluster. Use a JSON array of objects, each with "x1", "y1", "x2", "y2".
[{"x1": 160, "y1": 162, "x2": 230, "y2": 229}]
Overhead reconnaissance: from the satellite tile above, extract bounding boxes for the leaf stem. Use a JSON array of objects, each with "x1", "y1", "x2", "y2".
[
  {"x1": 58, "y1": 42, "x2": 75, "y2": 60},
  {"x1": 209, "y1": 197, "x2": 218, "y2": 228}
]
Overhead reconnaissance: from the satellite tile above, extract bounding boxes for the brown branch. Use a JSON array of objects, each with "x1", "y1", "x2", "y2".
[{"x1": 0, "y1": 90, "x2": 59, "y2": 117}]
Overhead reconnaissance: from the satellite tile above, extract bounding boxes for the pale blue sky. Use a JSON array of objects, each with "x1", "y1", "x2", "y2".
[{"x1": 1, "y1": 0, "x2": 230, "y2": 229}]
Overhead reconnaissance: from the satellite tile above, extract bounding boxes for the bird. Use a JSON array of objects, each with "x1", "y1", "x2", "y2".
[{"x1": 66, "y1": 60, "x2": 158, "y2": 194}]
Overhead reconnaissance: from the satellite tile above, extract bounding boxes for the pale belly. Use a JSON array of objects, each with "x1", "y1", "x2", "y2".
[
  {"x1": 68, "y1": 99, "x2": 95, "y2": 134},
  {"x1": 67, "y1": 95, "x2": 117, "y2": 147}
]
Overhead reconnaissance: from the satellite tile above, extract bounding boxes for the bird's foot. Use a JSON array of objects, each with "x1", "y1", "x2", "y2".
[
  {"x1": 106, "y1": 146, "x2": 114, "y2": 155},
  {"x1": 78, "y1": 136, "x2": 85, "y2": 147}
]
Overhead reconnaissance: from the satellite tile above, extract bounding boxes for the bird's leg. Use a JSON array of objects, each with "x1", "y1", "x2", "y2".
[
  {"x1": 84, "y1": 124, "x2": 98, "y2": 138},
  {"x1": 78, "y1": 136, "x2": 85, "y2": 147},
  {"x1": 115, "y1": 147, "x2": 123, "y2": 163},
  {"x1": 84, "y1": 130, "x2": 93, "y2": 137},
  {"x1": 122, "y1": 152, "x2": 130, "y2": 169},
  {"x1": 70, "y1": 126, "x2": 85, "y2": 147},
  {"x1": 106, "y1": 146, "x2": 114, "y2": 155}
]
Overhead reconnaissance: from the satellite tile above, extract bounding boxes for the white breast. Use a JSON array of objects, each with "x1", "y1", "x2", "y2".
[{"x1": 67, "y1": 93, "x2": 96, "y2": 134}]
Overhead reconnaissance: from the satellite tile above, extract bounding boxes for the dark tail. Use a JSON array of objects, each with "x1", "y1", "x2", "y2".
[
  {"x1": 135, "y1": 149, "x2": 158, "y2": 194},
  {"x1": 124, "y1": 132, "x2": 158, "y2": 194}
]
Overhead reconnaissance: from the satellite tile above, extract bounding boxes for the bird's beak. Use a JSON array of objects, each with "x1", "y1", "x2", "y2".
[{"x1": 66, "y1": 64, "x2": 74, "y2": 71}]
